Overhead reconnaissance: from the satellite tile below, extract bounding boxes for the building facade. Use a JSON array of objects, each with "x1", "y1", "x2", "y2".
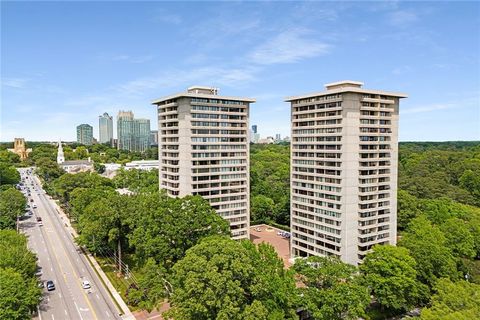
[
  {"x1": 287, "y1": 81, "x2": 406, "y2": 265},
  {"x1": 152, "y1": 86, "x2": 254, "y2": 240},
  {"x1": 150, "y1": 130, "x2": 159, "y2": 146},
  {"x1": 76, "y1": 124, "x2": 94, "y2": 145},
  {"x1": 117, "y1": 111, "x2": 151, "y2": 153},
  {"x1": 99, "y1": 112, "x2": 113, "y2": 144},
  {"x1": 7, "y1": 138, "x2": 32, "y2": 160}
]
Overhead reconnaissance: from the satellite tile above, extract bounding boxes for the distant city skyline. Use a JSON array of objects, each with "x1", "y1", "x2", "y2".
[{"x1": 1, "y1": 1, "x2": 479, "y2": 142}]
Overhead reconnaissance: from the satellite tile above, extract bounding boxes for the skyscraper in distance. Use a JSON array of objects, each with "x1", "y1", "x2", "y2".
[
  {"x1": 287, "y1": 81, "x2": 406, "y2": 265},
  {"x1": 76, "y1": 124, "x2": 94, "y2": 145},
  {"x1": 117, "y1": 111, "x2": 151, "y2": 153},
  {"x1": 152, "y1": 86, "x2": 254, "y2": 239},
  {"x1": 99, "y1": 112, "x2": 113, "y2": 144}
]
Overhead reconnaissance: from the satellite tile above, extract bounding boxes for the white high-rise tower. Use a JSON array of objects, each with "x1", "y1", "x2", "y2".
[
  {"x1": 288, "y1": 81, "x2": 407, "y2": 265},
  {"x1": 57, "y1": 140, "x2": 65, "y2": 164}
]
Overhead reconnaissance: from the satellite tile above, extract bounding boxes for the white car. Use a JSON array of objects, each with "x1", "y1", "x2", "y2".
[
  {"x1": 32, "y1": 204, "x2": 37, "y2": 209},
  {"x1": 81, "y1": 280, "x2": 91, "y2": 289}
]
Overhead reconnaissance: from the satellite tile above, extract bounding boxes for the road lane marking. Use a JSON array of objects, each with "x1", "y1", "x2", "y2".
[
  {"x1": 51, "y1": 315, "x2": 54, "y2": 320},
  {"x1": 96, "y1": 294, "x2": 100, "y2": 300},
  {"x1": 74, "y1": 302, "x2": 85, "y2": 320},
  {"x1": 64, "y1": 309, "x2": 67, "y2": 315},
  {"x1": 40, "y1": 195, "x2": 99, "y2": 320},
  {"x1": 37, "y1": 306, "x2": 43, "y2": 320},
  {"x1": 105, "y1": 310, "x2": 110, "y2": 318}
]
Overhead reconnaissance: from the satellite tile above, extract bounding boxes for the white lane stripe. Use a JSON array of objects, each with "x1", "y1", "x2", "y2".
[
  {"x1": 96, "y1": 294, "x2": 100, "y2": 300},
  {"x1": 105, "y1": 310, "x2": 110, "y2": 318},
  {"x1": 74, "y1": 301, "x2": 85, "y2": 320},
  {"x1": 51, "y1": 315, "x2": 54, "y2": 320},
  {"x1": 37, "y1": 306, "x2": 43, "y2": 320},
  {"x1": 64, "y1": 309, "x2": 68, "y2": 315}
]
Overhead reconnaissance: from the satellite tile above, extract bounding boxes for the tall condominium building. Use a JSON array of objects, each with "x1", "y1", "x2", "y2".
[
  {"x1": 152, "y1": 86, "x2": 254, "y2": 240},
  {"x1": 99, "y1": 112, "x2": 113, "y2": 144},
  {"x1": 117, "y1": 111, "x2": 151, "y2": 153},
  {"x1": 287, "y1": 81, "x2": 406, "y2": 265},
  {"x1": 76, "y1": 124, "x2": 94, "y2": 145}
]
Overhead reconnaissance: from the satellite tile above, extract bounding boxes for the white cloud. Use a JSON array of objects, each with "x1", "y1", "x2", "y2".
[
  {"x1": 1, "y1": 78, "x2": 29, "y2": 88},
  {"x1": 389, "y1": 10, "x2": 418, "y2": 27},
  {"x1": 112, "y1": 54, "x2": 154, "y2": 64},
  {"x1": 248, "y1": 28, "x2": 331, "y2": 65},
  {"x1": 401, "y1": 98, "x2": 478, "y2": 115}
]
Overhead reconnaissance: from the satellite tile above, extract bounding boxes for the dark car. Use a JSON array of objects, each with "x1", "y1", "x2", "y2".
[
  {"x1": 46, "y1": 280, "x2": 55, "y2": 291},
  {"x1": 36, "y1": 216, "x2": 42, "y2": 222}
]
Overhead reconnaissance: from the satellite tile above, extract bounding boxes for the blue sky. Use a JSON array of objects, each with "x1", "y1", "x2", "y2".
[{"x1": 1, "y1": 1, "x2": 479, "y2": 142}]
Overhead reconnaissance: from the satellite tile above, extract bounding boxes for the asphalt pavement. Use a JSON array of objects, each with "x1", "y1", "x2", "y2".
[{"x1": 18, "y1": 169, "x2": 123, "y2": 320}]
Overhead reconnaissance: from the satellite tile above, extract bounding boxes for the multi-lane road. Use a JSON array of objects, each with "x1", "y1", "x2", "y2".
[{"x1": 18, "y1": 168, "x2": 123, "y2": 320}]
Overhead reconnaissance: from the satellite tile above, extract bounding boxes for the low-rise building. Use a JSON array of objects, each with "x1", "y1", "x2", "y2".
[{"x1": 124, "y1": 160, "x2": 159, "y2": 171}]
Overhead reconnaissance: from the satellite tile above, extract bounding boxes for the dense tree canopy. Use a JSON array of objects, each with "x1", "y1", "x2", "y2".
[
  {"x1": 420, "y1": 279, "x2": 480, "y2": 320},
  {"x1": 293, "y1": 256, "x2": 370, "y2": 320},
  {"x1": 166, "y1": 237, "x2": 297, "y2": 320},
  {"x1": 0, "y1": 230, "x2": 41, "y2": 319},
  {"x1": 113, "y1": 168, "x2": 159, "y2": 193},
  {"x1": 360, "y1": 245, "x2": 427, "y2": 311},
  {"x1": 399, "y1": 216, "x2": 459, "y2": 288},
  {"x1": 129, "y1": 194, "x2": 230, "y2": 268},
  {"x1": 250, "y1": 144, "x2": 290, "y2": 225},
  {"x1": 0, "y1": 230, "x2": 38, "y2": 278},
  {"x1": 0, "y1": 187, "x2": 26, "y2": 229},
  {"x1": 0, "y1": 162, "x2": 20, "y2": 186},
  {"x1": 399, "y1": 143, "x2": 480, "y2": 206},
  {"x1": 0, "y1": 268, "x2": 41, "y2": 320}
]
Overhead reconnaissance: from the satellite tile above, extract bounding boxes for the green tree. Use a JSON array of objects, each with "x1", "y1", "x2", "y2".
[
  {"x1": 52, "y1": 172, "x2": 113, "y2": 204},
  {"x1": 129, "y1": 194, "x2": 230, "y2": 268},
  {"x1": 0, "y1": 230, "x2": 38, "y2": 278},
  {"x1": 113, "y1": 168, "x2": 159, "y2": 193},
  {"x1": 0, "y1": 267, "x2": 41, "y2": 320},
  {"x1": 77, "y1": 193, "x2": 132, "y2": 271},
  {"x1": 126, "y1": 258, "x2": 168, "y2": 312},
  {"x1": 397, "y1": 190, "x2": 422, "y2": 230},
  {"x1": 35, "y1": 157, "x2": 65, "y2": 183},
  {"x1": 420, "y1": 279, "x2": 480, "y2": 320},
  {"x1": 166, "y1": 236, "x2": 297, "y2": 320},
  {"x1": 250, "y1": 194, "x2": 275, "y2": 223},
  {"x1": 459, "y1": 169, "x2": 480, "y2": 206},
  {"x1": 0, "y1": 188, "x2": 27, "y2": 229},
  {"x1": 0, "y1": 150, "x2": 21, "y2": 164},
  {"x1": 293, "y1": 256, "x2": 370, "y2": 320},
  {"x1": 360, "y1": 245, "x2": 427, "y2": 312},
  {"x1": 0, "y1": 162, "x2": 20, "y2": 186},
  {"x1": 250, "y1": 144, "x2": 290, "y2": 225},
  {"x1": 440, "y1": 218, "x2": 476, "y2": 258},
  {"x1": 69, "y1": 187, "x2": 115, "y2": 222},
  {"x1": 399, "y1": 216, "x2": 458, "y2": 288}
]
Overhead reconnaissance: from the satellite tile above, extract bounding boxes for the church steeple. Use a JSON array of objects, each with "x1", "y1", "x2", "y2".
[{"x1": 57, "y1": 140, "x2": 65, "y2": 164}]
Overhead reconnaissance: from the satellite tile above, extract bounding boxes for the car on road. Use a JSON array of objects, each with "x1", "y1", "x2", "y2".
[
  {"x1": 35, "y1": 268, "x2": 43, "y2": 277},
  {"x1": 82, "y1": 280, "x2": 91, "y2": 289},
  {"x1": 46, "y1": 280, "x2": 55, "y2": 291},
  {"x1": 36, "y1": 216, "x2": 42, "y2": 222},
  {"x1": 32, "y1": 204, "x2": 37, "y2": 209},
  {"x1": 38, "y1": 221, "x2": 43, "y2": 226}
]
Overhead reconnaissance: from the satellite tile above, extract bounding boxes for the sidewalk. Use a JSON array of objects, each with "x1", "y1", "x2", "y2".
[{"x1": 38, "y1": 176, "x2": 135, "y2": 320}]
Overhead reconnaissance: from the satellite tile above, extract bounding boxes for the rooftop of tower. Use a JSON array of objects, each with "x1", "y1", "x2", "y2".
[
  {"x1": 151, "y1": 86, "x2": 256, "y2": 104},
  {"x1": 285, "y1": 80, "x2": 408, "y2": 101}
]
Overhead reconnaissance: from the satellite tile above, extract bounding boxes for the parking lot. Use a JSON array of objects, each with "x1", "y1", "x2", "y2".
[{"x1": 250, "y1": 224, "x2": 291, "y2": 268}]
